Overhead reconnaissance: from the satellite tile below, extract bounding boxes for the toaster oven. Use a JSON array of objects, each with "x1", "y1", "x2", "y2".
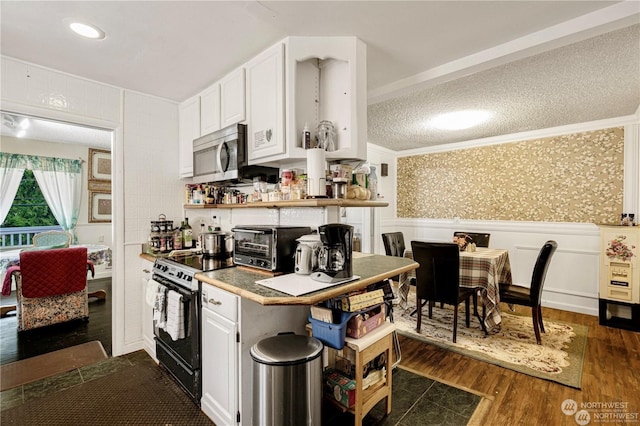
[{"x1": 232, "y1": 226, "x2": 312, "y2": 272}]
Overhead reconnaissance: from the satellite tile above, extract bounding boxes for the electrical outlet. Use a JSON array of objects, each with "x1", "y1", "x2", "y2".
[{"x1": 98, "y1": 235, "x2": 104, "y2": 242}]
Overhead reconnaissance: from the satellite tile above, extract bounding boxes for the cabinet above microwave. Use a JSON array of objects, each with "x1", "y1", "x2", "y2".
[{"x1": 246, "y1": 37, "x2": 367, "y2": 167}]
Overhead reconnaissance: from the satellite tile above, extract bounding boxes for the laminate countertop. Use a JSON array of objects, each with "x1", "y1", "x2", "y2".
[{"x1": 141, "y1": 252, "x2": 418, "y2": 306}]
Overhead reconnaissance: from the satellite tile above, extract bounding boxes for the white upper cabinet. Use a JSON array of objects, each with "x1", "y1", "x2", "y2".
[
  {"x1": 246, "y1": 37, "x2": 367, "y2": 165},
  {"x1": 220, "y1": 68, "x2": 246, "y2": 128},
  {"x1": 179, "y1": 95, "x2": 200, "y2": 178},
  {"x1": 199, "y1": 67, "x2": 245, "y2": 137},
  {"x1": 246, "y1": 43, "x2": 286, "y2": 162},
  {"x1": 200, "y1": 83, "x2": 221, "y2": 136}
]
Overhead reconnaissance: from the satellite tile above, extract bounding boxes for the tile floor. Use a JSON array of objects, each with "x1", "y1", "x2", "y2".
[
  {"x1": 2, "y1": 352, "x2": 483, "y2": 426},
  {"x1": 1, "y1": 351, "x2": 147, "y2": 412}
]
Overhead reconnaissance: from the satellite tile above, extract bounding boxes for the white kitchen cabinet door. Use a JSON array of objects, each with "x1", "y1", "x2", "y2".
[
  {"x1": 246, "y1": 43, "x2": 285, "y2": 162},
  {"x1": 178, "y1": 95, "x2": 200, "y2": 178},
  {"x1": 200, "y1": 83, "x2": 221, "y2": 136},
  {"x1": 220, "y1": 68, "x2": 246, "y2": 128},
  {"x1": 201, "y1": 305, "x2": 239, "y2": 426}
]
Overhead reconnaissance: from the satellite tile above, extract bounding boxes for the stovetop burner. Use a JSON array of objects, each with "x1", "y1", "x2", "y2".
[
  {"x1": 153, "y1": 254, "x2": 235, "y2": 291},
  {"x1": 169, "y1": 253, "x2": 235, "y2": 272}
]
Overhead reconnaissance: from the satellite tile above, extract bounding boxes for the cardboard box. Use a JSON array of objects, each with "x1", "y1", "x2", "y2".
[
  {"x1": 324, "y1": 369, "x2": 356, "y2": 408},
  {"x1": 346, "y1": 304, "x2": 386, "y2": 338}
]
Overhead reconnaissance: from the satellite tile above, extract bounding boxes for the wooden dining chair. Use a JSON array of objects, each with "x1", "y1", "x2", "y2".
[
  {"x1": 453, "y1": 232, "x2": 490, "y2": 248},
  {"x1": 411, "y1": 241, "x2": 481, "y2": 342},
  {"x1": 499, "y1": 240, "x2": 557, "y2": 345}
]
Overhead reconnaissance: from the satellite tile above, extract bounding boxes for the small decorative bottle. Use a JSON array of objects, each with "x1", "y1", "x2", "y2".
[{"x1": 368, "y1": 166, "x2": 378, "y2": 201}]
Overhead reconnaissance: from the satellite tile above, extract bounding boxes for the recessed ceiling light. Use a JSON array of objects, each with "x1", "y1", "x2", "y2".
[
  {"x1": 69, "y1": 22, "x2": 105, "y2": 39},
  {"x1": 19, "y1": 118, "x2": 30, "y2": 130},
  {"x1": 427, "y1": 110, "x2": 492, "y2": 131},
  {"x1": 16, "y1": 129, "x2": 26, "y2": 138}
]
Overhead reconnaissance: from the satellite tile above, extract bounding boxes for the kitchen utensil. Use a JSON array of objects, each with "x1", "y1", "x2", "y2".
[{"x1": 203, "y1": 230, "x2": 233, "y2": 257}]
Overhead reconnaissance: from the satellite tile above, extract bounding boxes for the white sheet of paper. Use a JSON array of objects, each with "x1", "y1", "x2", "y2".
[{"x1": 256, "y1": 274, "x2": 361, "y2": 296}]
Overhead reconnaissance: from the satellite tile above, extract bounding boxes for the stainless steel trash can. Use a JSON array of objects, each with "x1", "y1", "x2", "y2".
[{"x1": 251, "y1": 333, "x2": 324, "y2": 426}]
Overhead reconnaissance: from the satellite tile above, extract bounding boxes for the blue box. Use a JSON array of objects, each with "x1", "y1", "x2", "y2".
[{"x1": 309, "y1": 311, "x2": 353, "y2": 349}]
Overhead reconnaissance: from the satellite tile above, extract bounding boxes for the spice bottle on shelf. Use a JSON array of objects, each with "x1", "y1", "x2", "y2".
[{"x1": 173, "y1": 226, "x2": 183, "y2": 250}]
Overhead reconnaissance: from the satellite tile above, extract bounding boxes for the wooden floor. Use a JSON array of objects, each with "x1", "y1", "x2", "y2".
[
  {"x1": 398, "y1": 303, "x2": 640, "y2": 425},
  {"x1": 0, "y1": 278, "x2": 112, "y2": 365}
]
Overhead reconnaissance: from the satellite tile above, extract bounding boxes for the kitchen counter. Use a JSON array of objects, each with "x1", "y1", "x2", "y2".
[
  {"x1": 196, "y1": 252, "x2": 417, "y2": 305},
  {"x1": 140, "y1": 251, "x2": 418, "y2": 305}
]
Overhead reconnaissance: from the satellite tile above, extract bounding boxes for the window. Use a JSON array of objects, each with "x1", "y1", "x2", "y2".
[{"x1": 1, "y1": 169, "x2": 58, "y2": 227}]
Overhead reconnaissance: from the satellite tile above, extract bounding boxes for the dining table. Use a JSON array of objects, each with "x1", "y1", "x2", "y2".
[{"x1": 398, "y1": 246, "x2": 513, "y2": 332}]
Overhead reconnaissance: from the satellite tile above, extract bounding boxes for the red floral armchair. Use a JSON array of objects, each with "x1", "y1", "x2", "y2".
[{"x1": 8, "y1": 247, "x2": 92, "y2": 331}]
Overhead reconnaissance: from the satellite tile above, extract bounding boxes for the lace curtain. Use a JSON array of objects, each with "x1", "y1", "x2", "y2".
[
  {"x1": 0, "y1": 153, "x2": 27, "y2": 224},
  {"x1": 0, "y1": 153, "x2": 83, "y2": 242}
]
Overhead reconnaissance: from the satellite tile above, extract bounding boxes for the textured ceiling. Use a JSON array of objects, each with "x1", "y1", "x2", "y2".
[
  {"x1": 368, "y1": 25, "x2": 640, "y2": 151},
  {"x1": 0, "y1": 1, "x2": 638, "y2": 152}
]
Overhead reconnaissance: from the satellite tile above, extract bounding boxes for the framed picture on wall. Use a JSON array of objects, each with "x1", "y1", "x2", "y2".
[
  {"x1": 88, "y1": 148, "x2": 111, "y2": 182},
  {"x1": 89, "y1": 191, "x2": 112, "y2": 223}
]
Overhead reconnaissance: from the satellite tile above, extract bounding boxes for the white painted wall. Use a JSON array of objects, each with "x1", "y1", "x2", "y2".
[{"x1": 120, "y1": 91, "x2": 182, "y2": 354}]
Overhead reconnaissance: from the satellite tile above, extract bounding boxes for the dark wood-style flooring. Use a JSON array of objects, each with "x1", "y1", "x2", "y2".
[
  {"x1": 0, "y1": 278, "x2": 112, "y2": 365},
  {"x1": 399, "y1": 303, "x2": 640, "y2": 425}
]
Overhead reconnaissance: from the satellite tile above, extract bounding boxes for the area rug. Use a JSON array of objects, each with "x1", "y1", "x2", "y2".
[
  {"x1": 1, "y1": 355, "x2": 212, "y2": 425},
  {"x1": 393, "y1": 299, "x2": 587, "y2": 389},
  {"x1": 0, "y1": 341, "x2": 107, "y2": 391}
]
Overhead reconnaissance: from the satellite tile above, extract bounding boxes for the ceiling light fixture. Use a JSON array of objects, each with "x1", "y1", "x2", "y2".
[
  {"x1": 69, "y1": 22, "x2": 105, "y2": 39},
  {"x1": 19, "y1": 118, "x2": 30, "y2": 130},
  {"x1": 16, "y1": 129, "x2": 27, "y2": 138},
  {"x1": 427, "y1": 110, "x2": 492, "y2": 131}
]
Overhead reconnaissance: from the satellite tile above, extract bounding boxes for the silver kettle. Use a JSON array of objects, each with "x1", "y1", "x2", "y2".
[{"x1": 294, "y1": 234, "x2": 321, "y2": 275}]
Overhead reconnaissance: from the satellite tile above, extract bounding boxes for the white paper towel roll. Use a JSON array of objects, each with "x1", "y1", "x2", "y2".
[{"x1": 306, "y1": 148, "x2": 326, "y2": 197}]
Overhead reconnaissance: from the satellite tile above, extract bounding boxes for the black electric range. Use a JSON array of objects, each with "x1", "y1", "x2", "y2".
[{"x1": 151, "y1": 252, "x2": 234, "y2": 405}]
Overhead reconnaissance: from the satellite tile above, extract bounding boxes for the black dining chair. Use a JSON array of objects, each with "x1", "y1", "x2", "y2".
[
  {"x1": 382, "y1": 232, "x2": 411, "y2": 284},
  {"x1": 499, "y1": 240, "x2": 558, "y2": 345},
  {"x1": 411, "y1": 241, "x2": 483, "y2": 343},
  {"x1": 382, "y1": 232, "x2": 406, "y2": 257},
  {"x1": 453, "y1": 232, "x2": 491, "y2": 248}
]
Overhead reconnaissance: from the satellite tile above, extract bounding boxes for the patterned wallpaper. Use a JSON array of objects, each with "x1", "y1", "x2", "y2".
[{"x1": 397, "y1": 127, "x2": 624, "y2": 224}]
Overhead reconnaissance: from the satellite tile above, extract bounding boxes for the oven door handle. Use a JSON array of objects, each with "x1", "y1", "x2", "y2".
[{"x1": 151, "y1": 274, "x2": 193, "y2": 300}]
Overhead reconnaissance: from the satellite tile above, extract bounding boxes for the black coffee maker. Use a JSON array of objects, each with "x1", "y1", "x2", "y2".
[{"x1": 311, "y1": 223, "x2": 353, "y2": 283}]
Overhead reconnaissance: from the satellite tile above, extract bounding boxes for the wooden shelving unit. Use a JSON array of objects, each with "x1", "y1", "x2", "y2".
[{"x1": 183, "y1": 199, "x2": 388, "y2": 209}]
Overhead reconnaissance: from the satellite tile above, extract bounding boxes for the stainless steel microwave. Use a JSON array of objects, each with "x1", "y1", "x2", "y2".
[{"x1": 192, "y1": 123, "x2": 279, "y2": 184}]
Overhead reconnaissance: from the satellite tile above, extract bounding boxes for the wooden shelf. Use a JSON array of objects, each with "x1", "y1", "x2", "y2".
[{"x1": 183, "y1": 199, "x2": 388, "y2": 209}]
